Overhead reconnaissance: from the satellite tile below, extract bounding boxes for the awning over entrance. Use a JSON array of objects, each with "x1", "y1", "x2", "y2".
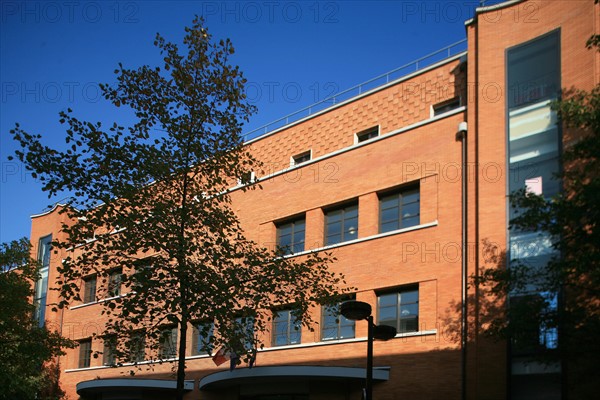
[
  {"x1": 76, "y1": 378, "x2": 194, "y2": 397},
  {"x1": 199, "y1": 366, "x2": 390, "y2": 390}
]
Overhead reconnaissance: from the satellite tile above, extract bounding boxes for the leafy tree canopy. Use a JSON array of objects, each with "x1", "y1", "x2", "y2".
[
  {"x1": 0, "y1": 238, "x2": 75, "y2": 400},
  {"x1": 10, "y1": 17, "x2": 348, "y2": 400}
]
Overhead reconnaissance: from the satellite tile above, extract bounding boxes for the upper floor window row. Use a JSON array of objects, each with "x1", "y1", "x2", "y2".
[
  {"x1": 276, "y1": 185, "x2": 420, "y2": 254},
  {"x1": 82, "y1": 268, "x2": 123, "y2": 304}
]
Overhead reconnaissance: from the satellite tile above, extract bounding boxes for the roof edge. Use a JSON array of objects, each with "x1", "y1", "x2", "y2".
[
  {"x1": 465, "y1": 0, "x2": 526, "y2": 26},
  {"x1": 30, "y1": 203, "x2": 66, "y2": 219}
]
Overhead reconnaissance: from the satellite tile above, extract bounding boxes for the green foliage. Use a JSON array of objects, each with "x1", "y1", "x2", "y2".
[
  {"x1": 0, "y1": 239, "x2": 75, "y2": 400},
  {"x1": 10, "y1": 18, "x2": 349, "y2": 399}
]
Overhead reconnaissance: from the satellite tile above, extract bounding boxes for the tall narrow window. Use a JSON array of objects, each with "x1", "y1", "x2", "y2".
[
  {"x1": 102, "y1": 335, "x2": 116, "y2": 366},
  {"x1": 325, "y1": 203, "x2": 358, "y2": 245},
  {"x1": 321, "y1": 302, "x2": 355, "y2": 341},
  {"x1": 272, "y1": 309, "x2": 301, "y2": 346},
  {"x1": 378, "y1": 287, "x2": 419, "y2": 333},
  {"x1": 83, "y1": 275, "x2": 97, "y2": 303},
  {"x1": 158, "y1": 326, "x2": 178, "y2": 359},
  {"x1": 235, "y1": 316, "x2": 255, "y2": 351},
  {"x1": 379, "y1": 186, "x2": 420, "y2": 233},
  {"x1": 194, "y1": 321, "x2": 214, "y2": 356},
  {"x1": 34, "y1": 235, "x2": 51, "y2": 327},
  {"x1": 277, "y1": 217, "x2": 306, "y2": 255},
  {"x1": 129, "y1": 332, "x2": 145, "y2": 363},
  {"x1": 108, "y1": 268, "x2": 122, "y2": 298},
  {"x1": 78, "y1": 339, "x2": 92, "y2": 368}
]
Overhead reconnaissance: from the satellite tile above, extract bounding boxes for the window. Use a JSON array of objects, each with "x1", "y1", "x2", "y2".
[
  {"x1": 78, "y1": 339, "x2": 92, "y2": 368},
  {"x1": 272, "y1": 309, "x2": 301, "y2": 346},
  {"x1": 276, "y1": 217, "x2": 305, "y2": 255},
  {"x1": 321, "y1": 303, "x2": 355, "y2": 341},
  {"x1": 510, "y1": 292, "x2": 558, "y2": 355},
  {"x1": 102, "y1": 335, "x2": 117, "y2": 366},
  {"x1": 235, "y1": 316, "x2": 255, "y2": 351},
  {"x1": 356, "y1": 126, "x2": 379, "y2": 143},
  {"x1": 194, "y1": 321, "x2": 214, "y2": 355},
  {"x1": 292, "y1": 150, "x2": 311, "y2": 166},
  {"x1": 379, "y1": 185, "x2": 420, "y2": 233},
  {"x1": 108, "y1": 268, "x2": 122, "y2": 297},
  {"x1": 83, "y1": 275, "x2": 97, "y2": 303},
  {"x1": 325, "y1": 203, "x2": 358, "y2": 245},
  {"x1": 34, "y1": 235, "x2": 51, "y2": 327},
  {"x1": 378, "y1": 287, "x2": 419, "y2": 333},
  {"x1": 433, "y1": 97, "x2": 461, "y2": 116},
  {"x1": 158, "y1": 326, "x2": 178, "y2": 359},
  {"x1": 237, "y1": 171, "x2": 256, "y2": 186},
  {"x1": 129, "y1": 332, "x2": 145, "y2": 363}
]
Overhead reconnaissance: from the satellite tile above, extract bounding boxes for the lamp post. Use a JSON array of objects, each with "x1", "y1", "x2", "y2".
[{"x1": 341, "y1": 300, "x2": 397, "y2": 400}]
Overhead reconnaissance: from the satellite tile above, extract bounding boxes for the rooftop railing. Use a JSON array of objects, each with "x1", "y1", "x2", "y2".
[{"x1": 243, "y1": 38, "x2": 468, "y2": 141}]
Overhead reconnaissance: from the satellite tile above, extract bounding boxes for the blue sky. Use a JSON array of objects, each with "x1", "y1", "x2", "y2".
[{"x1": 0, "y1": 1, "x2": 488, "y2": 243}]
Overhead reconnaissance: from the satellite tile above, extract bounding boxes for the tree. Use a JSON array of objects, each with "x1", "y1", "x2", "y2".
[
  {"x1": 0, "y1": 238, "x2": 75, "y2": 400},
  {"x1": 477, "y1": 33, "x2": 600, "y2": 398},
  {"x1": 10, "y1": 18, "x2": 347, "y2": 400}
]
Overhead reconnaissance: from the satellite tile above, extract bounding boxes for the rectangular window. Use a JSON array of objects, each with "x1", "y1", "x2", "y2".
[
  {"x1": 356, "y1": 126, "x2": 379, "y2": 143},
  {"x1": 108, "y1": 268, "x2": 122, "y2": 298},
  {"x1": 83, "y1": 275, "x2": 97, "y2": 303},
  {"x1": 235, "y1": 316, "x2": 255, "y2": 351},
  {"x1": 272, "y1": 309, "x2": 301, "y2": 346},
  {"x1": 78, "y1": 339, "x2": 92, "y2": 368},
  {"x1": 379, "y1": 185, "x2": 420, "y2": 233},
  {"x1": 158, "y1": 326, "x2": 178, "y2": 359},
  {"x1": 325, "y1": 203, "x2": 358, "y2": 245},
  {"x1": 277, "y1": 217, "x2": 305, "y2": 255},
  {"x1": 129, "y1": 332, "x2": 145, "y2": 363},
  {"x1": 102, "y1": 335, "x2": 116, "y2": 366},
  {"x1": 194, "y1": 321, "x2": 214, "y2": 356},
  {"x1": 378, "y1": 287, "x2": 419, "y2": 333},
  {"x1": 237, "y1": 171, "x2": 256, "y2": 186},
  {"x1": 433, "y1": 97, "x2": 461, "y2": 116},
  {"x1": 292, "y1": 150, "x2": 311, "y2": 166},
  {"x1": 321, "y1": 303, "x2": 355, "y2": 341},
  {"x1": 34, "y1": 235, "x2": 51, "y2": 327}
]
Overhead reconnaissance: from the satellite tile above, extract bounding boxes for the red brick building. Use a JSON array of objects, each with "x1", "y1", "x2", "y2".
[{"x1": 28, "y1": 1, "x2": 599, "y2": 399}]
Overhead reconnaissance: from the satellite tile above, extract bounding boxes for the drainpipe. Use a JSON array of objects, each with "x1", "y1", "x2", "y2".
[{"x1": 457, "y1": 121, "x2": 468, "y2": 400}]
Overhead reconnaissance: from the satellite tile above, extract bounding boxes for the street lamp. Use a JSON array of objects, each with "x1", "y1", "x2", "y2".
[{"x1": 341, "y1": 300, "x2": 397, "y2": 400}]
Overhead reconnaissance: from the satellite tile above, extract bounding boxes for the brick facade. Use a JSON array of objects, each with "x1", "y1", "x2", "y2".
[{"x1": 28, "y1": 1, "x2": 598, "y2": 399}]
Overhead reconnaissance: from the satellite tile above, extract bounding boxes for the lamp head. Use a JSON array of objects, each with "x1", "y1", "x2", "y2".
[
  {"x1": 340, "y1": 300, "x2": 372, "y2": 321},
  {"x1": 373, "y1": 324, "x2": 397, "y2": 341}
]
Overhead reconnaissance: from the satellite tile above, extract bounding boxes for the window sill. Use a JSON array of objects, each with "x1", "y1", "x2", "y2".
[
  {"x1": 70, "y1": 294, "x2": 127, "y2": 310},
  {"x1": 283, "y1": 220, "x2": 438, "y2": 258},
  {"x1": 65, "y1": 329, "x2": 438, "y2": 373}
]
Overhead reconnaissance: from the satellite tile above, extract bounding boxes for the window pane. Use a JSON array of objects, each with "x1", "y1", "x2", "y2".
[
  {"x1": 279, "y1": 224, "x2": 292, "y2": 236},
  {"x1": 381, "y1": 207, "x2": 399, "y2": 224},
  {"x1": 402, "y1": 216, "x2": 419, "y2": 228},
  {"x1": 402, "y1": 202, "x2": 419, "y2": 219},
  {"x1": 400, "y1": 316, "x2": 418, "y2": 333},
  {"x1": 402, "y1": 190, "x2": 420, "y2": 204},
  {"x1": 381, "y1": 221, "x2": 397, "y2": 233},
  {"x1": 339, "y1": 324, "x2": 355, "y2": 339},
  {"x1": 327, "y1": 221, "x2": 342, "y2": 237},
  {"x1": 401, "y1": 290, "x2": 419, "y2": 304},
  {"x1": 400, "y1": 303, "x2": 418, "y2": 317},
  {"x1": 379, "y1": 306, "x2": 397, "y2": 322},
  {"x1": 326, "y1": 233, "x2": 342, "y2": 246},
  {"x1": 379, "y1": 293, "x2": 397, "y2": 307},
  {"x1": 380, "y1": 195, "x2": 399, "y2": 209}
]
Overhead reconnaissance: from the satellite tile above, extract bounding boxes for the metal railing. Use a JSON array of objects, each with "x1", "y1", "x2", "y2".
[{"x1": 243, "y1": 38, "x2": 468, "y2": 141}]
